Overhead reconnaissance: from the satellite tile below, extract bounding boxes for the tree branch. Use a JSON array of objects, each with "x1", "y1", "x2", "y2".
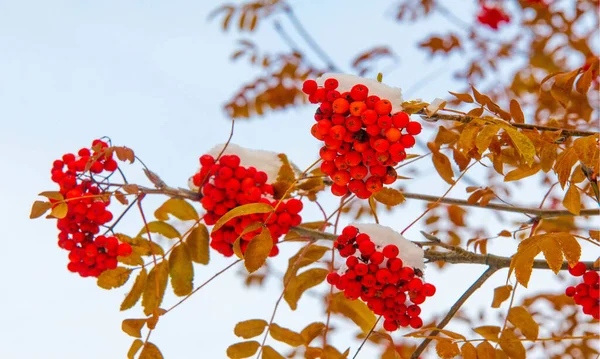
[
  {"x1": 421, "y1": 112, "x2": 599, "y2": 137},
  {"x1": 409, "y1": 267, "x2": 499, "y2": 359}
]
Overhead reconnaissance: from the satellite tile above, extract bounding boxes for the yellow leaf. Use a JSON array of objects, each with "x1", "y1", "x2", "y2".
[
  {"x1": 139, "y1": 342, "x2": 163, "y2": 359},
  {"x1": 448, "y1": 91, "x2": 474, "y2": 103},
  {"x1": 475, "y1": 124, "x2": 500, "y2": 154},
  {"x1": 435, "y1": 340, "x2": 460, "y2": 359},
  {"x1": 563, "y1": 184, "x2": 582, "y2": 215},
  {"x1": 186, "y1": 225, "x2": 210, "y2": 264},
  {"x1": 38, "y1": 191, "x2": 64, "y2": 200},
  {"x1": 330, "y1": 292, "x2": 376, "y2": 333},
  {"x1": 169, "y1": 243, "x2": 194, "y2": 296},
  {"x1": 495, "y1": 349, "x2": 509, "y2": 359},
  {"x1": 373, "y1": 187, "x2": 406, "y2": 206},
  {"x1": 509, "y1": 100, "x2": 525, "y2": 124},
  {"x1": 269, "y1": 323, "x2": 305, "y2": 347},
  {"x1": 154, "y1": 198, "x2": 199, "y2": 221},
  {"x1": 244, "y1": 227, "x2": 273, "y2": 273},
  {"x1": 261, "y1": 345, "x2": 285, "y2": 359},
  {"x1": 458, "y1": 121, "x2": 482, "y2": 153},
  {"x1": 234, "y1": 319, "x2": 268, "y2": 339},
  {"x1": 467, "y1": 107, "x2": 484, "y2": 117},
  {"x1": 30, "y1": 201, "x2": 52, "y2": 219},
  {"x1": 472, "y1": 86, "x2": 491, "y2": 106},
  {"x1": 551, "y1": 232, "x2": 581, "y2": 267},
  {"x1": 504, "y1": 164, "x2": 541, "y2": 182},
  {"x1": 283, "y1": 245, "x2": 330, "y2": 284},
  {"x1": 590, "y1": 230, "x2": 600, "y2": 241},
  {"x1": 447, "y1": 205, "x2": 466, "y2": 227},
  {"x1": 432, "y1": 152, "x2": 455, "y2": 184},
  {"x1": 138, "y1": 221, "x2": 181, "y2": 239},
  {"x1": 51, "y1": 202, "x2": 68, "y2": 219},
  {"x1": 381, "y1": 346, "x2": 401, "y2": 359},
  {"x1": 142, "y1": 261, "x2": 169, "y2": 316},
  {"x1": 435, "y1": 126, "x2": 459, "y2": 145},
  {"x1": 491, "y1": 285, "x2": 513, "y2": 308},
  {"x1": 127, "y1": 339, "x2": 143, "y2": 359},
  {"x1": 473, "y1": 326, "x2": 501, "y2": 342},
  {"x1": 284, "y1": 268, "x2": 328, "y2": 310},
  {"x1": 97, "y1": 267, "x2": 131, "y2": 289},
  {"x1": 539, "y1": 143, "x2": 557, "y2": 172},
  {"x1": 213, "y1": 203, "x2": 274, "y2": 233},
  {"x1": 554, "y1": 148, "x2": 578, "y2": 189},
  {"x1": 498, "y1": 329, "x2": 526, "y2": 359},
  {"x1": 322, "y1": 345, "x2": 345, "y2": 359},
  {"x1": 226, "y1": 341, "x2": 260, "y2": 359},
  {"x1": 550, "y1": 69, "x2": 579, "y2": 107},
  {"x1": 460, "y1": 342, "x2": 477, "y2": 359},
  {"x1": 476, "y1": 341, "x2": 495, "y2": 359},
  {"x1": 121, "y1": 268, "x2": 148, "y2": 311},
  {"x1": 507, "y1": 306, "x2": 539, "y2": 340},
  {"x1": 502, "y1": 126, "x2": 536, "y2": 165},
  {"x1": 305, "y1": 347, "x2": 322, "y2": 359},
  {"x1": 300, "y1": 322, "x2": 325, "y2": 345},
  {"x1": 122, "y1": 318, "x2": 146, "y2": 338},
  {"x1": 573, "y1": 135, "x2": 599, "y2": 168}
]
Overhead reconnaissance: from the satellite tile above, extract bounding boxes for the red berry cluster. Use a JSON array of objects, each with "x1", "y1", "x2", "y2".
[
  {"x1": 302, "y1": 78, "x2": 421, "y2": 199},
  {"x1": 51, "y1": 139, "x2": 132, "y2": 277},
  {"x1": 192, "y1": 154, "x2": 303, "y2": 257},
  {"x1": 477, "y1": 4, "x2": 510, "y2": 30},
  {"x1": 326, "y1": 226, "x2": 436, "y2": 331},
  {"x1": 565, "y1": 262, "x2": 599, "y2": 319}
]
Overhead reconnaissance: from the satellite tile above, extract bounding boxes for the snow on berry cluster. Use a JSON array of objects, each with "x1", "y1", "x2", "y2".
[
  {"x1": 51, "y1": 139, "x2": 132, "y2": 278},
  {"x1": 303, "y1": 73, "x2": 422, "y2": 199},
  {"x1": 565, "y1": 262, "x2": 600, "y2": 320},
  {"x1": 326, "y1": 224, "x2": 435, "y2": 331},
  {"x1": 190, "y1": 148, "x2": 303, "y2": 258}
]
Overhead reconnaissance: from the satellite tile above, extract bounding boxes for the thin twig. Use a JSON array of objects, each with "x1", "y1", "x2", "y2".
[
  {"x1": 409, "y1": 267, "x2": 499, "y2": 359},
  {"x1": 352, "y1": 315, "x2": 382, "y2": 359}
]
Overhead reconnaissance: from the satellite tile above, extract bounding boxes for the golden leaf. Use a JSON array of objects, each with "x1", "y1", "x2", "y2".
[
  {"x1": 554, "y1": 147, "x2": 578, "y2": 189},
  {"x1": 448, "y1": 91, "x2": 474, "y2": 103},
  {"x1": 550, "y1": 69, "x2": 579, "y2": 107},
  {"x1": 283, "y1": 244, "x2": 329, "y2": 283},
  {"x1": 269, "y1": 323, "x2": 305, "y2": 347},
  {"x1": 435, "y1": 126, "x2": 459, "y2": 145},
  {"x1": 330, "y1": 292, "x2": 376, "y2": 333},
  {"x1": 491, "y1": 285, "x2": 513, "y2": 308},
  {"x1": 539, "y1": 143, "x2": 557, "y2": 172},
  {"x1": 139, "y1": 342, "x2": 163, "y2": 359},
  {"x1": 498, "y1": 329, "x2": 526, "y2": 359},
  {"x1": 495, "y1": 349, "x2": 509, "y2": 359},
  {"x1": 435, "y1": 340, "x2": 460, "y2": 359},
  {"x1": 452, "y1": 148, "x2": 471, "y2": 171},
  {"x1": 186, "y1": 225, "x2": 210, "y2": 264},
  {"x1": 507, "y1": 306, "x2": 539, "y2": 341},
  {"x1": 300, "y1": 322, "x2": 325, "y2": 345},
  {"x1": 475, "y1": 124, "x2": 500, "y2": 154},
  {"x1": 261, "y1": 345, "x2": 285, "y2": 359},
  {"x1": 38, "y1": 191, "x2": 64, "y2": 200},
  {"x1": 576, "y1": 64, "x2": 594, "y2": 94},
  {"x1": 590, "y1": 230, "x2": 599, "y2": 241},
  {"x1": 114, "y1": 191, "x2": 128, "y2": 205},
  {"x1": 460, "y1": 342, "x2": 477, "y2": 359},
  {"x1": 169, "y1": 243, "x2": 194, "y2": 296},
  {"x1": 244, "y1": 227, "x2": 273, "y2": 273},
  {"x1": 373, "y1": 187, "x2": 406, "y2": 206},
  {"x1": 458, "y1": 121, "x2": 482, "y2": 153},
  {"x1": 122, "y1": 318, "x2": 146, "y2": 338},
  {"x1": 142, "y1": 261, "x2": 169, "y2": 316},
  {"x1": 476, "y1": 341, "x2": 495, "y2": 359},
  {"x1": 471, "y1": 86, "x2": 491, "y2": 106},
  {"x1": 447, "y1": 205, "x2": 466, "y2": 227},
  {"x1": 154, "y1": 198, "x2": 199, "y2": 221},
  {"x1": 504, "y1": 164, "x2": 541, "y2": 182},
  {"x1": 227, "y1": 341, "x2": 260, "y2": 359},
  {"x1": 467, "y1": 107, "x2": 484, "y2": 117},
  {"x1": 322, "y1": 345, "x2": 345, "y2": 359},
  {"x1": 473, "y1": 326, "x2": 501, "y2": 342},
  {"x1": 213, "y1": 203, "x2": 273, "y2": 233},
  {"x1": 509, "y1": 99, "x2": 525, "y2": 124},
  {"x1": 305, "y1": 347, "x2": 322, "y2": 359},
  {"x1": 234, "y1": 319, "x2": 268, "y2": 339},
  {"x1": 127, "y1": 339, "x2": 143, "y2": 359},
  {"x1": 50, "y1": 202, "x2": 68, "y2": 219},
  {"x1": 563, "y1": 185, "x2": 581, "y2": 215},
  {"x1": 502, "y1": 126, "x2": 536, "y2": 165},
  {"x1": 97, "y1": 267, "x2": 131, "y2": 290},
  {"x1": 381, "y1": 346, "x2": 401, "y2": 359},
  {"x1": 432, "y1": 152, "x2": 455, "y2": 184},
  {"x1": 138, "y1": 221, "x2": 181, "y2": 239},
  {"x1": 30, "y1": 201, "x2": 52, "y2": 219},
  {"x1": 121, "y1": 268, "x2": 148, "y2": 311},
  {"x1": 284, "y1": 268, "x2": 328, "y2": 310},
  {"x1": 573, "y1": 135, "x2": 599, "y2": 168}
]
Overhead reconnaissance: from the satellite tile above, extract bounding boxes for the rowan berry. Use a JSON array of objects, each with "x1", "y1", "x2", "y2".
[
  {"x1": 349, "y1": 101, "x2": 367, "y2": 116},
  {"x1": 319, "y1": 147, "x2": 337, "y2": 161},
  {"x1": 584, "y1": 270, "x2": 599, "y2": 285},
  {"x1": 400, "y1": 134, "x2": 416, "y2": 148},
  {"x1": 331, "y1": 184, "x2": 348, "y2": 196},
  {"x1": 345, "y1": 116, "x2": 362, "y2": 132},
  {"x1": 302, "y1": 80, "x2": 318, "y2": 95},
  {"x1": 326, "y1": 90, "x2": 340, "y2": 102},
  {"x1": 370, "y1": 251, "x2": 384, "y2": 265},
  {"x1": 324, "y1": 78, "x2": 339, "y2": 90},
  {"x1": 406, "y1": 121, "x2": 422, "y2": 135},
  {"x1": 421, "y1": 283, "x2": 437, "y2": 297},
  {"x1": 342, "y1": 226, "x2": 359, "y2": 238},
  {"x1": 374, "y1": 100, "x2": 392, "y2": 115},
  {"x1": 350, "y1": 84, "x2": 369, "y2": 101},
  {"x1": 569, "y1": 262, "x2": 587, "y2": 276},
  {"x1": 358, "y1": 240, "x2": 376, "y2": 256},
  {"x1": 409, "y1": 317, "x2": 423, "y2": 329},
  {"x1": 373, "y1": 139, "x2": 390, "y2": 153},
  {"x1": 326, "y1": 272, "x2": 340, "y2": 285},
  {"x1": 365, "y1": 176, "x2": 383, "y2": 193},
  {"x1": 332, "y1": 98, "x2": 350, "y2": 114}
]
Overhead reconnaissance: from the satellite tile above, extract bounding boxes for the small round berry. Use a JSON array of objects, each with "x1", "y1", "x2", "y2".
[
  {"x1": 355, "y1": 263, "x2": 368, "y2": 276},
  {"x1": 358, "y1": 241, "x2": 376, "y2": 256},
  {"x1": 400, "y1": 134, "x2": 416, "y2": 148},
  {"x1": 406, "y1": 121, "x2": 422, "y2": 135},
  {"x1": 370, "y1": 251, "x2": 384, "y2": 265},
  {"x1": 324, "y1": 78, "x2": 339, "y2": 90},
  {"x1": 346, "y1": 256, "x2": 359, "y2": 268},
  {"x1": 342, "y1": 226, "x2": 359, "y2": 238},
  {"x1": 331, "y1": 184, "x2": 348, "y2": 196},
  {"x1": 374, "y1": 100, "x2": 392, "y2": 115},
  {"x1": 302, "y1": 80, "x2": 318, "y2": 95},
  {"x1": 568, "y1": 262, "x2": 587, "y2": 277},
  {"x1": 383, "y1": 319, "x2": 399, "y2": 332},
  {"x1": 350, "y1": 84, "x2": 369, "y2": 101},
  {"x1": 326, "y1": 272, "x2": 340, "y2": 285},
  {"x1": 409, "y1": 316, "x2": 423, "y2": 329},
  {"x1": 391, "y1": 112, "x2": 409, "y2": 128},
  {"x1": 407, "y1": 305, "x2": 421, "y2": 317},
  {"x1": 382, "y1": 245, "x2": 399, "y2": 258},
  {"x1": 583, "y1": 270, "x2": 599, "y2": 285},
  {"x1": 117, "y1": 243, "x2": 132, "y2": 257},
  {"x1": 385, "y1": 128, "x2": 402, "y2": 142},
  {"x1": 332, "y1": 98, "x2": 350, "y2": 114},
  {"x1": 349, "y1": 101, "x2": 367, "y2": 116},
  {"x1": 565, "y1": 286, "x2": 576, "y2": 297},
  {"x1": 421, "y1": 283, "x2": 437, "y2": 297}
]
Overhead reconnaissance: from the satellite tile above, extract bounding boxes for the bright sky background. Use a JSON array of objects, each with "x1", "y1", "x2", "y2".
[{"x1": 1, "y1": 1, "x2": 597, "y2": 358}]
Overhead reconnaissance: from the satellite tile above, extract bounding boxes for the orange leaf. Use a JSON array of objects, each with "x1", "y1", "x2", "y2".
[
  {"x1": 435, "y1": 340, "x2": 460, "y2": 358},
  {"x1": 244, "y1": 227, "x2": 273, "y2": 273},
  {"x1": 269, "y1": 323, "x2": 305, "y2": 347},
  {"x1": 234, "y1": 319, "x2": 268, "y2": 339},
  {"x1": 122, "y1": 318, "x2": 146, "y2": 338},
  {"x1": 460, "y1": 342, "x2": 477, "y2": 359},
  {"x1": 139, "y1": 342, "x2": 163, "y2": 359},
  {"x1": 473, "y1": 326, "x2": 501, "y2": 342},
  {"x1": 226, "y1": 341, "x2": 260, "y2": 359},
  {"x1": 509, "y1": 99, "x2": 525, "y2": 124},
  {"x1": 563, "y1": 184, "x2": 581, "y2": 215},
  {"x1": 476, "y1": 341, "x2": 495, "y2": 359},
  {"x1": 448, "y1": 91, "x2": 474, "y2": 103},
  {"x1": 507, "y1": 306, "x2": 539, "y2": 340},
  {"x1": 30, "y1": 201, "x2": 52, "y2": 219},
  {"x1": 432, "y1": 152, "x2": 455, "y2": 184},
  {"x1": 498, "y1": 329, "x2": 526, "y2": 359},
  {"x1": 212, "y1": 203, "x2": 273, "y2": 233},
  {"x1": 491, "y1": 285, "x2": 513, "y2": 308}
]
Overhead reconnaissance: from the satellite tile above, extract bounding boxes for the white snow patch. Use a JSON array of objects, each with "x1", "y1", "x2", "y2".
[
  {"x1": 425, "y1": 98, "x2": 446, "y2": 117},
  {"x1": 316, "y1": 73, "x2": 404, "y2": 114}
]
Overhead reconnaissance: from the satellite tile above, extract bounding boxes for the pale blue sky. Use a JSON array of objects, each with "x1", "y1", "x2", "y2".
[{"x1": 1, "y1": 1, "x2": 596, "y2": 358}]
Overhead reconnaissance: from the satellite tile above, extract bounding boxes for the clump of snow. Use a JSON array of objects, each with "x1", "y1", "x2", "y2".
[
  {"x1": 425, "y1": 98, "x2": 446, "y2": 117},
  {"x1": 188, "y1": 143, "x2": 287, "y2": 191},
  {"x1": 353, "y1": 223, "x2": 424, "y2": 270},
  {"x1": 316, "y1": 73, "x2": 404, "y2": 114}
]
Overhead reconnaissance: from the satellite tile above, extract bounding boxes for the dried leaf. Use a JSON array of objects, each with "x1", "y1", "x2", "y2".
[
  {"x1": 448, "y1": 91, "x2": 474, "y2": 103},
  {"x1": 503, "y1": 126, "x2": 536, "y2": 165},
  {"x1": 491, "y1": 285, "x2": 513, "y2": 308},
  {"x1": 127, "y1": 339, "x2": 143, "y2": 359},
  {"x1": 373, "y1": 187, "x2": 406, "y2": 206},
  {"x1": 475, "y1": 124, "x2": 500, "y2": 154},
  {"x1": 38, "y1": 191, "x2": 64, "y2": 200},
  {"x1": 30, "y1": 201, "x2": 52, "y2": 219},
  {"x1": 169, "y1": 243, "x2": 194, "y2": 296},
  {"x1": 432, "y1": 152, "x2": 455, "y2": 184},
  {"x1": 186, "y1": 225, "x2": 210, "y2": 264},
  {"x1": 460, "y1": 342, "x2": 477, "y2": 359},
  {"x1": 300, "y1": 322, "x2": 325, "y2": 345},
  {"x1": 435, "y1": 340, "x2": 460, "y2": 359},
  {"x1": 507, "y1": 306, "x2": 539, "y2": 340},
  {"x1": 138, "y1": 221, "x2": 181, "y2": 239},
  {"x1": 473, "y1": 326, "x2": 501, "y2": 342},
  {"x1": 573, "y1": 135, "x2": 599, "y2": 168},
  {"x1": 283, "y1": 244, "x2": 329, "y2": 284},
  {"x1": 227, "y1": 341, "x2": 261, "y2": 358},
  {"x1": 330, "y1": 292, "x2": 376, "y2": 333},
  {"x1": 504, "y1": 164, "x2": 541, "y2": 182},
  {"x1": 139, "y1": 342, "x2": 163, "y2": 359},
  {"x1": 509, "y1": 99, "x2": 525, "y2": 123},
  {"x1": 498, "y1": 329, "x2": 526, "y2": 359},
  {"x1": 261, "y1": 345, "x2": 285, "y2": 359},
  {"x1": 121, "y1": 268, "x2": 148, "y2": 311},
  {"x1": 234, "y1": 319, "x2": 268, "y2": 339},
  {"x1": 476, "y1": 341, "x2": 495, "y2": 359},
  {"x1": 555, "y1": 148, "x2": 579, "y2": 188},
  {"x1": 269, "y1": 323, "x2": 305, "y2": 347},
  {"x1": 122, "y1": 318, "x2": 146, "y2": 338},
  {"x1": 154, "y1": 198, "x2": 199, "y2": 221},
  {"x1": 447, "y1": 205, "x2": 466, "y2": 227},
  {"x1": 244, "y1": 227, "x2": 273, "y2": 273},
  {"x1": 467, "y1": 107, "x2": 484, "y2": 117},
  {"x1": 563, "y1": 185, "x2": 581, "y2": 215},
  {"x1": 97, "y1": 267, "x2": 131, "y2": 290},
  {"x1": 51, "y1": 202, "x2": 68, "y2": 219},
  {"x1": 142, "y1": 261, "x2": 169, "y2": 316},
  {"x1": 284, "y1": 268, "x2": 328, "y2": 310},
  {"x1": 213, "y1": 203, "x2": 273, "y2": 233}
]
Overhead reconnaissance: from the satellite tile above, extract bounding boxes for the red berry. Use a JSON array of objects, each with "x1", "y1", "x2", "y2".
[
  {"x1": 302, "y1": 80, "x2": 318, "y2": 95},
  {"x1": 324, "y1": 78, "x2": 339, "y2": 90},
  {"x1": 326, "y1": 272, "x2": 340, "y2": 285},
  {"x1": 382, "y1": 245, "x2": 399, "y2": 259},
  {"x1": 350, "y1": 84, "x2": 369, "y2": 101},
  {"x1": 383, "y1": 319, "x2": 399, "y2": 332},
  {"x1": 565, "y1": 286, "x2": 576, "y2": 297},
  {"x1": 117, "y1": 243, "x2": 132, "y2": 257},
  {"x1": 342, "y1": 226, "x2": 358, "y2": 238},
  {"x1": 409, "y1": 316, "x2": 423, "y2": 329},
  {"x1": 421, "y1": 283, "x2": 436, "y2": 297},
  {"x1": 583, "y1": 270, "x2": 599, "y2": 285},
  {"x1": 400, "y1": 134, "x2": 416, "y2": 148},
  {"x1": 406, "y1": 121, "x2": 422, "y2": 135},
  {"x1": 569, "y1": 262, "x2": 587, "y2": 277}
]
